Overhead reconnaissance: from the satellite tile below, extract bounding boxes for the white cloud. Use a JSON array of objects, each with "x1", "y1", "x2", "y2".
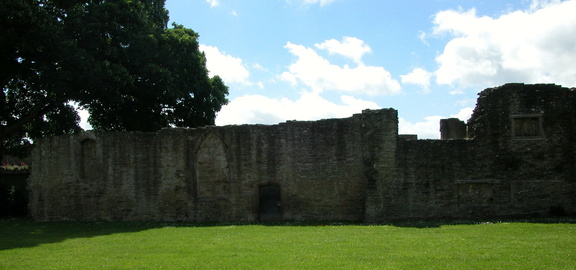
[
  {"x1": 216, "y1": 92, "x2": 380, "y2": 126},
  {"x1": 418, "y1": 30, "x2": 429, "y2": 46},
  {"x1": 252, "y1": 63, "x2": 266, "y2": 71},
  {"x1": 398, "y1": 107, "x2": 474, "y2": 139},
  {"x1": 399, "y1": 116, "x2": 443, "y2": 139},
  {"x1": 78, "y1": 109, "x2": 91, "y2": 130},
  {"x1": 529, "y1": 0, "x2": 562, "y2": 10},
  {"x1": 206, "y1": 0, "x2": 219, "y2": 7},
  {"x1": 69, "y1": 101, "x2": 92, "y2": 130},
  {"x1": 452, "y1": 107, "x2": 474, "y2": 122},
  {"x1": 200, "y1": 45, "x2": 251, "y2": 86},
  {"x1": 280, "y1": 40, "x2": 402, "y2": 96},
  {"x1": 315, "y1": 37, "x2": 372, "y2": 64},
  {"x1": 433, "y1": 0, "x2": 576, "y2": 88},
  {"x1": 300, "y1": 0, "x2": 337, "y2": 6},
  {"x1": 400, "y1": 68, "x2": 433, "y2": 93}
]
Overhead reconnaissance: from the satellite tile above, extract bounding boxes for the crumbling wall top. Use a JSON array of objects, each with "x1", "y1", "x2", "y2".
[{"x1": 467, "y1": 83, "x2": 576, "y2": 141}]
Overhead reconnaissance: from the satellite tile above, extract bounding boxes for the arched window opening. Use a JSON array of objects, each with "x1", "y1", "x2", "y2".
[
  {"x1": 80, "y1": 139, "x2": 97, "y2": 179},
  {"x1": 196, "y1": 133, "x2": 229, "y2": 197}
]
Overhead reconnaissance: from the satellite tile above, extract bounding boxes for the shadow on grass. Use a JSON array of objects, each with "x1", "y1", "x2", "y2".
[
  {"x1": 1, "y1": 216, "x2": 575, "y2": 251},
  {"x1": 0, "y1": 218, "x2": 165, "y2": 251}
]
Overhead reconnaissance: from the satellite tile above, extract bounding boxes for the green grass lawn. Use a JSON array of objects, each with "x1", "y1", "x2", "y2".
[{"x1": 0, "y1": 218, "x2": 575, "y2": 269}]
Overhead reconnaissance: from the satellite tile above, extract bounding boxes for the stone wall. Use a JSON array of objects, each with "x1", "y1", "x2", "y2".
[
  {"x1": 440, "y1": 118, "x2": 467, "y2": 139},
  {"x1": 29, "y1": 109, "x2": 398, "y2": 221},
  {"x1": 365, "y1": 84, "x2": 576, "y2": 220},
  {"x1": 29, "y1": 84, "x2": 576, "y2": 222}
]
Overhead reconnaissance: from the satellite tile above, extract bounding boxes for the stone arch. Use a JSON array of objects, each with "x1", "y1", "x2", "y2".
[
  {"x1": 195, "y1": 132, "x2": 230, "y2": 198},
  {"x1": 80, "y1": 138, "x2": 98, "y2": 179}
]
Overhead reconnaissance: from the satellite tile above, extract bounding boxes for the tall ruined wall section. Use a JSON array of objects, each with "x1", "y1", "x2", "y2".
[
  {"x1": 29, "y1": 109, "x2": 398, "y2": 222},
  {"x1": 361, "y1": 110, "x2": 399, "y2": 222},
  {"x1": 464, "y1": 84, "x2": 576, "y2": 217},
  {"x1": 367, "y1": 84, "x2": 575, "y2": 220}
]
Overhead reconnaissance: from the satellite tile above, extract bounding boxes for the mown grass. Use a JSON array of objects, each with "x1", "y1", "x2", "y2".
[{"x1": 0, "y1": 218, "x2": 575, "y2": 269}]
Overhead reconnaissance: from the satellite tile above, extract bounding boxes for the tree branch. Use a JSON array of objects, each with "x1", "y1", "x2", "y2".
[{"x1": 0, "y1": 102, "x2": 53, "y2": 139}]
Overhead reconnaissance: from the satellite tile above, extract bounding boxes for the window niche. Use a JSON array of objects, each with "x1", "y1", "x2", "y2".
[
  {"x1": 511, "y1": 114, "x2": 543, "y2": 138},
  {"x1": 196, "y1": 133, "x2": 230, "y2": 197},
  {"x1": 80, "y1": 138, "x2": 98, "y2": 179}
]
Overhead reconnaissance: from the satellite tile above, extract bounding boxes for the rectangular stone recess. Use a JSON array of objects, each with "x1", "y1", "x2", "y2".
[{"x1": 512, "y1": 115, "x2": 542, "y2": 138}]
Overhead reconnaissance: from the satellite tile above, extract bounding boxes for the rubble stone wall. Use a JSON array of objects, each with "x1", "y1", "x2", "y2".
[
  {"x1": 29, "y1": 84, "x2": 576, "y2": 222},
  {"x1": 29, "y1": 109, "x2": 398, "y2": 221},
  {"x1": 365, "y1": 84, "x2": 576, "y2": 220}
]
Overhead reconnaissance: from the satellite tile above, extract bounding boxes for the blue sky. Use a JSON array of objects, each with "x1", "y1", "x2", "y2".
[{"x1": 160, "y1": 0, "x2": 576, "y2": 138}]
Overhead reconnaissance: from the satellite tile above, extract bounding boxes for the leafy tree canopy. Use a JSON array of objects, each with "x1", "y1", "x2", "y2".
[{"x1": 0, "y1": 0, "x2": 228, "y2": 157}]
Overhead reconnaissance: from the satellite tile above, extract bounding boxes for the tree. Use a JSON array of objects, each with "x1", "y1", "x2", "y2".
[{"x1": 0, "y1": 0, "x2": 228, "y2": 157}]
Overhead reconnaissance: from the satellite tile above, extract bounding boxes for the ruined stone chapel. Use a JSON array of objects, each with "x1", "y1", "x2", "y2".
[{"x1": 29, "y1": 83, "x2": 576, "y2": 222}]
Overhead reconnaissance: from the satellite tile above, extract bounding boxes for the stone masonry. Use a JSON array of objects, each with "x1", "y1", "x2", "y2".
[{"x1": 29, "y1": 83, "x2": 576, "y2": 222}]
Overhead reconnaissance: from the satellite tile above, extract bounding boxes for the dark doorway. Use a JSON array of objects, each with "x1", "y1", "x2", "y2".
[
  {"x1": 258, "y1": 184, "x2": 282, "y2": 222},
  {"x1": 0, "y1": 173, "x2": 29, "y2": 217}
]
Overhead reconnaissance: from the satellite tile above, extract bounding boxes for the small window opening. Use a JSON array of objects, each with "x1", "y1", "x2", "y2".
[{"x1": 512, "y1": 115, "x2": 543, "y2": 138}]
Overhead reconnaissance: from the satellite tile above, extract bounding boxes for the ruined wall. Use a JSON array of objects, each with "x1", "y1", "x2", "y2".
[
  {"x1": 29, "y1": 84, "x2": 576, "y2": 222},
  {"x1": 365, "y1": 84, "x2": 576, "y2": 220},
  {"x1": 440, "y1": 118, "x2": 467, "y2": 139},
  {"x1": 29, "y1": 109, "x2": 398, "y2": 222},
  {"x1": 465, "y1": 84, "x2": 576, "y2": 217}
]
